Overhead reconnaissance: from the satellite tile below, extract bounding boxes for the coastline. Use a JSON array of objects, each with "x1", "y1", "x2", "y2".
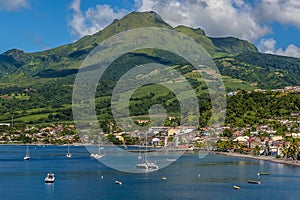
[{"x1": 215, "y1": 151, "x2": 300, "y2": 167}]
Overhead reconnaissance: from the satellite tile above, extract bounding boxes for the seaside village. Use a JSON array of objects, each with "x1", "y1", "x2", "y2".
[{"x1": 1, "y1": 111, "x2": 300, "y2": 161}]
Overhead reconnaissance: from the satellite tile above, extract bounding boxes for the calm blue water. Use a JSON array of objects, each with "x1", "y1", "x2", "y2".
[{"x1": 0, "y1": 145, "x2": 299, "y2": 200}]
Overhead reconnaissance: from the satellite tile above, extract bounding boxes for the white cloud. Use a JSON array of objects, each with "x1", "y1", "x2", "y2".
[
  {"x1": 276, "y1": 45, "x2": 300, "y2": 58},
  {"x1": 69, "y1": 0, "x2": 129, "y2": 38},
  {"x1": 256, "y1": 0, "x2": 300, "y2": 28},
  {"x1": 135, "y1": 0, "x2": 270, "y2": 42},
  {"x1": 258, "y1": 38, "x2": 276, "y2": 54},
  {"x1": 258, "y1": 38, "x2": 300, "y2": 58},
  {"x1": 0, "y1": 0, "x2": 29, "y2": 11}
]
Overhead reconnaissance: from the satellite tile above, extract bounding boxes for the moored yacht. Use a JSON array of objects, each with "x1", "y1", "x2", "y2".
[
  {"x1": 45, "y1": 173, "x2": 55, "y2": 183},
  {"x1": 24, "y1": 145, "x2": 30, "y2": 160}
]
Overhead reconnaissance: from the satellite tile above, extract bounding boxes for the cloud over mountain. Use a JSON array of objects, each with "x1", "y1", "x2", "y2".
[
  {"x1": 68, "y1": 0, "x2": 129, "y2": 37},
  {"x1": 258, "y1": 38, "x2": 300, "y2": 58}
]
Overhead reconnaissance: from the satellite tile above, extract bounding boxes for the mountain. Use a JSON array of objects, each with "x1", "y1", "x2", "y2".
[
  {"x1": 0, "y1": 11, "x2": 300, "y2": 126},
  {"x1": 0, "y1": 11, "x2": 257, "y2": 78}
]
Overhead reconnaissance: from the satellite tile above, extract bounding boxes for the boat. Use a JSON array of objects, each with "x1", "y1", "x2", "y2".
[
  {"x1": 90, "y1": 145, "x2": 105, "y2": 159},
  {"x1": 166, "y1": 158, "x2": 176, "y2": 162},
  {"x1": 24, "y1": 145, "x2": 30, "y2": 160},
  {"x1": 259, "y1": 172, "x2": 270, "y2": 175},
  {"x1": 66, "y1": 145, "x2": 72, "y2": 158},
  {"x1": 115, "y1": 180, "x2": 122, "y2": 185},
  {"x1": 162, "y1": 176, "x2": 167, "y2": 180},
  {"x1": 248, "y1": 179, "x2": 261, "y2": 184},
  {"x1": 233, "y1": 185, "x2": 240, "y2": 190},
  {"x1": 45, "y1": 173, "x2": 55, "y2": 183},
  {"x1": 136, "y1": 133, "x2": 159, "y2": 171},
  {"x1": 136, "y1": 161, "x2": 159, "y2": 170}
]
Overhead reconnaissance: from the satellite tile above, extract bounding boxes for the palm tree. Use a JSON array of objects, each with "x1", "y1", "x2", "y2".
[
  {"x1": 288, "y1": 139, "x2": 298, "y2": 160},
  {"x1": 281, "y1": 144, "x2": 288, "y2": 159},
  {"x1": 252, "y1": 145, "x2": 261, "y2": 156}
]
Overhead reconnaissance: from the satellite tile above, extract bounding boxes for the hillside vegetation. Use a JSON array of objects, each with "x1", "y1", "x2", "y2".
[{"x1": 0, "y1": 11, "x2": 299, "y2": 128}]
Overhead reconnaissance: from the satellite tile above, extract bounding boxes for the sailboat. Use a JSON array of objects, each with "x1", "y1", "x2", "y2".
[
  {"x1": 90, "y1": 144, "x2": 105, "y2": 159},
  {"x1": 136, "y1": 133, "x2": 158, "y2": 171},
  {"x1": 24, "y1": 145, "x2": 30, "y2": 160},
  {"x1": 66, "y1": 145, "x2": 72, "y2": 158}
]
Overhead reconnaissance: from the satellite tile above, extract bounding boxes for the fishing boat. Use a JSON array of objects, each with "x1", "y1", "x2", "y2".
[
  {"x1": 248, "y1": 179, "x2": 261, "y2": 184},
  {"x1": 66, "y1": 145, "x2": 72, "y2": 158},
  {"x1": 45, "y1": 173, "x2": 55, "y2": 183},
  {"x1": 233, "y1": 185, "x2": 240, "y2": 190},
  {"x1": 24, "y1": 145, "x2": 30, "y2": 160},
  {"x1": 90, "y1": 146, "x2": 105, "y2": 159}
]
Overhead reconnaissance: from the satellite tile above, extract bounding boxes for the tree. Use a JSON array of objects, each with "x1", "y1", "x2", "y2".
[{"x1": 252, "y1": 145, "x2": 261, "y2": 156}]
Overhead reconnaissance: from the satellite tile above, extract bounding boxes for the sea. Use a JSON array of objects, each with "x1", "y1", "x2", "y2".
[{"x1": 0, "y1": 145, "x2": 299, "y2": 200}]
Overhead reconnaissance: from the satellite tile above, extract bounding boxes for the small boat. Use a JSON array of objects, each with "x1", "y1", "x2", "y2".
[
  {"x1": 259, "y1": 172, "x2": 270, "y2": 175},
  {"x1": 166, "y1": 158, "x2": 176, "y2": 162},
  {"x1": 233, "y1": 185, "x2": 240, "y2": 190},
  {"x1": 115, "y1": 180, "x2": 122, "y2": 185},
  {"x1": 248, "y1": 179, "x2": 261, "y2": 184},
  {"x1": 66, "y1": 145, "x2": 72, "y2": 158},
  {"x1": 24, "y1": 145, "x2": 30, "y2": 160},
  {"x1": 162, "y1": 176, "x2": 167, "y2": 180},
  {"x1": 45, "y1": 173, "x2": 55, "y2": 183}
]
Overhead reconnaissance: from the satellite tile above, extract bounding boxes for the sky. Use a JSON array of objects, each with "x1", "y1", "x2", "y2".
[{"x1": 0, "y1": 0, "x2": 300, "y2": 58}]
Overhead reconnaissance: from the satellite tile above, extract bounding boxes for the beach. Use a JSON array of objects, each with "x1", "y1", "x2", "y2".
[{"x1": 215, "y1": 151, "x2": 300, "y2": 167}]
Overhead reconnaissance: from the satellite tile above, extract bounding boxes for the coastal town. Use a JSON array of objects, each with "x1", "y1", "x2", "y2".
[{"x1": 1, "y1": 107, "x2": 299, "y2": 164}]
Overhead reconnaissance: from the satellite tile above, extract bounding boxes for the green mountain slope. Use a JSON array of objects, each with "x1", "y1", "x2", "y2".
[{"x1": 0, "y1": 11, "x2": 299, "y2": 127}]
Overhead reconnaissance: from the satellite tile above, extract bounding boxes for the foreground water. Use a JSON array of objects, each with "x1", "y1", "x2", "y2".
[{"x1": 0, "y1": 145, "x2": 299, "y2": 200}]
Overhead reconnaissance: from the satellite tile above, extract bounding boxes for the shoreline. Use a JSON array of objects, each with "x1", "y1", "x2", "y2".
[
  {"x1": 2, "y1": 143, "x2": 300, "y2": 167},
  {"x1": 215, "y1": 151, "x2": 300, "y2": 167}
]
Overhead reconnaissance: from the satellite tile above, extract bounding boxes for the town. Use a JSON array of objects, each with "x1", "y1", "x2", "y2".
[{"x1": 1, "y1": 109, "x2": 299, "y2": 162}]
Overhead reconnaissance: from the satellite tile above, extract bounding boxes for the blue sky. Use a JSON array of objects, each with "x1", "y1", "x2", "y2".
[{"x1": 0, "y1": 0, "x2": 300, "y2": 58}]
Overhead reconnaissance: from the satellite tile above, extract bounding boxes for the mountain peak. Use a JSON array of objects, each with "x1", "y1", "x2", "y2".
[
  {"x1": 95, "y1": 11, "x2": 172, "y2": 37},
  {"x1": 3, "y1": 48, "x2": 26, "y2": 61}
]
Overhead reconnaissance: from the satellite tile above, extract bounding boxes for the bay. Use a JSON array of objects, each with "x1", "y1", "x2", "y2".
[{"x1": 0, "y1": 145, "x2": 299, "y2": 200}]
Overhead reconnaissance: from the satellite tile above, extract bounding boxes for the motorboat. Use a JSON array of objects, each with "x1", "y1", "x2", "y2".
[
  {"x1": 259, "y1": 172, "x2": 270, "y2": 175},
  {"x1": 45, "y1": 173, "x2": 55, "y2": 183},
  {"x1": 233, "y1": 185, "x2": 240, "y2": 190},
  {"x1": 248, "y1": 179, "x2": 261, "y2": 184},
  {"x1": 115, "y1": 180, "x2": 122, "y2": 185}
]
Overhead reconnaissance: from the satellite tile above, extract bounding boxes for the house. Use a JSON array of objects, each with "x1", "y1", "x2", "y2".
[
  {"x1": 232, "y1": 136, "x2": 249, "y2": 146},
  {"x1": 249, "y1": 137, "x2": 262, "y2": 149},
  {"x1": 167, "y1": 128, "x2": 177, "y2": 137},
  {"x1": 271, "y1": 135, "x2": 283, "y2": 141}
]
